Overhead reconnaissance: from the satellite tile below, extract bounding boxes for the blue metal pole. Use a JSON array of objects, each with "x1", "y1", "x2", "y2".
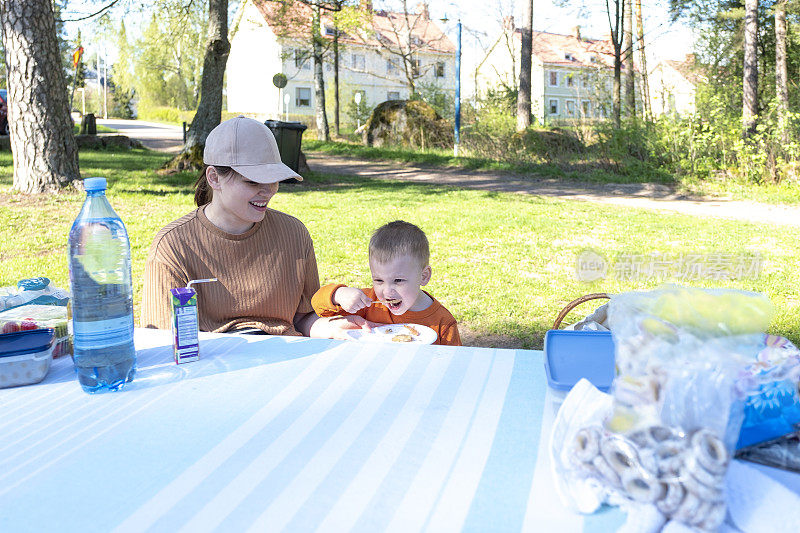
[{"x1": 455, "y1": 20, "x2": 461, "y2": 157}]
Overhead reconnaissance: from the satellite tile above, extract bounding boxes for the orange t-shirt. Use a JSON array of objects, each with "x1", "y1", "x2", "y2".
[{"x1": 311, "y1": 283, "x2": 461, "y2": 346}]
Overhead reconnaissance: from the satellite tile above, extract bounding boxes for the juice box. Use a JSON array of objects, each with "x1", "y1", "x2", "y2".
[
  {"x1": 169, "y1": 278, "x2": 217, "y2": 364},
  {"x1": 170, "y1": 287, "x2": 200, "y2": 364}
]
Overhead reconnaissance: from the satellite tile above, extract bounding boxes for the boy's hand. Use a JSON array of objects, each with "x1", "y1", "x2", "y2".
[{"x1": 333, "y1": 286, "x2": 373, "y2": 313}]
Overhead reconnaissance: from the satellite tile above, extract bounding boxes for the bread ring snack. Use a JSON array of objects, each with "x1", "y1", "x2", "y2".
[
  {"x1": 681, "y1": 465, "x2": 723, "y2": 502},
  {"x1": 684, "y1": 454, "x2": 723, "y2": 488},
  {"x1": 691, "y1": 429, "x2": 729, "y2": 474},
  {"x1": 404, "y1": 324, "x2": 419, "y2": 336},
  {"x1": 698, "y1": 502, "x2": 727, "y2": 531},
  {"x1": 573, "y1": 427, "x2": 601, "y2": 463},
  {"x1": 654, "y1": 440, "x2": 684, "y2": 475},
  {"x1": 621, "y1": 468, "x2": 665, "y2": 503},
  {"x1": 600, "y1": 435, "x2": 639, "y2": 474},
  {"x1": 671, "y1": 491, "x2": 703, "y2": 524},
  {"x1": 656, "y1": 481, "x2": 685, "y2": 515},
  {"x1": 392, "y1": 334, "x2": 413, "y2": 343},
  {"x1": 592, "y1": 455, "x2": 621, "y2": 487}
]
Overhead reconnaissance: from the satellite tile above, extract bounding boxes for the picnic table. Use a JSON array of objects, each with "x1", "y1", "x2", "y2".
[{"x1": 1, "y1": 329, "x2": 797, "y2": 532}]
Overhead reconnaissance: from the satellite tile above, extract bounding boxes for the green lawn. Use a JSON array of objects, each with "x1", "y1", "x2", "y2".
[{"x1": 1, "y1": 148, "x2": 798, "y2": 348}]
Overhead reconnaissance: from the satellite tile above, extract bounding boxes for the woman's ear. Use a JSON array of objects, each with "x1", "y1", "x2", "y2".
[
  {"x1": 206, "y1": 166, "x2": 223, "y2": 190},
  {"x1": 421, "y1": 265, "x2": 432, "y2": 286}
]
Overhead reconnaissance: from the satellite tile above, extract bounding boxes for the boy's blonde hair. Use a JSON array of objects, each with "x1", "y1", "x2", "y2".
[{"x1": 369, "y1": 220, "x2": 430, "y2": 267}]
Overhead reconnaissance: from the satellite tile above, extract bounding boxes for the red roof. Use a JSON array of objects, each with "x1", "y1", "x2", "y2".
[
  {"x1": 510, "y1": 29, "x2": 630, "y2": 71},
  {"x1": 252, "y1": 1, "x2": 454, "y2": 54}
]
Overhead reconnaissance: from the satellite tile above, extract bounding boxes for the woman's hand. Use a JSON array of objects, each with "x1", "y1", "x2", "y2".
[{"x1": 333, "y1": 286, "x2": 374, "y2": 313}]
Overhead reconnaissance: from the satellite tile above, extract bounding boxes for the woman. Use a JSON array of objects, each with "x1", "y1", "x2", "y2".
[{"x1": 141, "y1": 116, "x2": 364, "y2": 337}]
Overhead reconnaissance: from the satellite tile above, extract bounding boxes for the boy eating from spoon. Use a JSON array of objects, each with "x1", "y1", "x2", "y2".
[{"x1": 311, "y1": 220, "x2": 461, "y2": 346}]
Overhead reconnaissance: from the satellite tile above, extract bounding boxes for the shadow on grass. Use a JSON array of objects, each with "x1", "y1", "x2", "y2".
[
  {"x1": 304, "y1": 140, "x2": 677, "y2": 186},
  {"x1": 282, "y1": 169, "x2": 684, "y2": 204}
]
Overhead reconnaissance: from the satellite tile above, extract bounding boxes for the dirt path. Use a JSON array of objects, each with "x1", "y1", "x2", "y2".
[{"x1": 307, "y1": 153, "x2": 800, "y2": 227}]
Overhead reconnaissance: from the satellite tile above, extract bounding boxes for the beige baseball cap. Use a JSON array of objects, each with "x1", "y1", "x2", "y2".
[{"x1": 203, "y1": 116, "x2": 302, "y2": 183}]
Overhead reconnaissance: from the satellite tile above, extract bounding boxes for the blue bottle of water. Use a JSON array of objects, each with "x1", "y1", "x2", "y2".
[{"x1": 68, "y1": 177, "x2": 136, "y2": 392}]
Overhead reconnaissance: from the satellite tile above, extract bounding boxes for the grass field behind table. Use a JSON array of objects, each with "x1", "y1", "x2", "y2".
[{"x1": 0, "y1": 148, "x2": 798, "y2": 348}]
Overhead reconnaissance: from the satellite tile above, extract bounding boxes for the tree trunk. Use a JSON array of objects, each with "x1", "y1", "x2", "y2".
[
  {"x1": 312, "y1": 1, "x2": 330, "y2": 141},
  {"x1": 775, "y1": 0, "x2": 788, "y2": 142},
  {"x1": 624, "y1": 0, "x2": 635, "y2": 117},
  {"x1": 334, "y1": 30, "x2": 340, "y2": 137},
  {"x1": 185, "y1": 0, "x2": 229, "y2": 151},
  {"x1": 742, "y1": 0, "x2": 759, "y2": 138},
  {"x1": 608, "y1": 0, "x2": 623, "y2": 129},
  {"x1": 516, "y1": 0, "x2": 533, "y2": 131},
  {"x1": 634, "y1": 0, "x2": 651, "y2": 121},
  {"x1": 0, "y1": 0, "x2": 79, "y2": 193}
]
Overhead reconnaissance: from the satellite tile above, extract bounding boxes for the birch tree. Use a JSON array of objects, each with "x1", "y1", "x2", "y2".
[
  {"x1": 775, "y1": 0, "x2": 788, "y2": 142},
  {"x1": 516, "y1": 0, "x2": 533, "y2": 131},
  {"x1": 623, "y1": 0, "x2": 635, "y2": 116},
  {"x1": 742, "y1": 0, "x2": 758, "y2": 138},
  {"x1": 0, "y1": 0, "x2": 79, "y2": 193},
  {"x1": 634, "y1": 0, "x2": 651, "y2": 121},
  {"x1": 606, "y1": 0, "x2": 624, "y2": 128}
]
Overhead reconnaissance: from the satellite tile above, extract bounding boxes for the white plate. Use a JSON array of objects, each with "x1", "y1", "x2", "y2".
[{"x1": 345, "y1": 323, "x2": 437, "y2": 345}]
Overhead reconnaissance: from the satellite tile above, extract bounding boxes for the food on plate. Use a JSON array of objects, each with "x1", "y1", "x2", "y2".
[
  {"x1": 404, "y1": 324, "x2": 419, "y2": 336},
  {"x1": 392, "y1": 334, "x2": 413, "y2": 343}
]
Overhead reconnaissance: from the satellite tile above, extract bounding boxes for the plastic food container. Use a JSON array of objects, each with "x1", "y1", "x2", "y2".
[
  {"x1": 0, "y1": 328, "x2": 55, "y2": 389},
  {"x1": 544, "y1": 330, "x2": 616, "y2": 392},
  {"x1": 0, "y1": 304, "x2": 72, "y2": 358}
]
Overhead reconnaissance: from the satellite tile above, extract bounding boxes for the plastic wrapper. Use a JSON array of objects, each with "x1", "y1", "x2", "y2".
[
  {"x1": 0, "y1": 304, "x2": 72, "y2": 358},
  {"x1": 737, "y1": 433, "x2": 800, "y2": 473},
  {"x1": 563, "y1": 286, "x2": 776, "y2": 531},
  {"x1": 0, "y1": 277, "x2": 70, "y2": 312}
]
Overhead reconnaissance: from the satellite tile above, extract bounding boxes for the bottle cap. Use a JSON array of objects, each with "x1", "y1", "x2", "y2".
[{"x1": 83, "y1": 177, "x2": 107, "y2": 191}]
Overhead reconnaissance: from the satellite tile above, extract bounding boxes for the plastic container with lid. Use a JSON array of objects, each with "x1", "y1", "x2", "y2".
[{"x1": 0, "y1": 328, "x2": 55, "y2": 388}]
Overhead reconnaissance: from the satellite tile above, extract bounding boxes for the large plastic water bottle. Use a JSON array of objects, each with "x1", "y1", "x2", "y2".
[{"x1": 67, "y1": 177, "x2": 136, "y2": 392}]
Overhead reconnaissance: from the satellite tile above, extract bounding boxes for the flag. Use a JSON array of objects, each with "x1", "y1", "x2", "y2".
[{"x1": 72, "y1": 46, "x2": 84, "y2": 68}]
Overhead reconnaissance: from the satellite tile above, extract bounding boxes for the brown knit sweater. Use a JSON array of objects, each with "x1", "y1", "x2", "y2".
[{"x1": 141, "y1": 206, "x2": 320, "y2": 335}]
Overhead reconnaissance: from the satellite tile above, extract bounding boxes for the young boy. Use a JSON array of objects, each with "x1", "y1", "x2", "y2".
[{"x1": 311, "y1": 220, "x2": 461, "y2": 346}]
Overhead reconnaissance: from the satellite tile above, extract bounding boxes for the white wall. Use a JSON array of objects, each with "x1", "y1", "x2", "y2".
[
  {"x1": 226, "y1": 1, "x2": 283, "y2": 118},
  {"x1": 227, "y1": 3, "x2": 456, "y2": 121}
]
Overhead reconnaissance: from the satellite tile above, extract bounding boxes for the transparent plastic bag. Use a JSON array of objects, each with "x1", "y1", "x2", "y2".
[{"x1": 564, "y1": 285, "x2": 775, "y2": 531}]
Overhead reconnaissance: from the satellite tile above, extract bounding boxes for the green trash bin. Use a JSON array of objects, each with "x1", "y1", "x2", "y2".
[{"x1": 264, "y1": 120, "x2": 307, "y2": 182}]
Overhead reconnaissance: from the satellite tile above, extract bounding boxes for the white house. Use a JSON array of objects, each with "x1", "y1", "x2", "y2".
[
  {"x1": 226, "y1": 0, "x2": 456, "y2": 124},
  {"x1": 475, "y1": 19, "x2": 633, "y2": 123},
  {"x1": 649, "y1": 55, "x2": 703, "y2": 116}
]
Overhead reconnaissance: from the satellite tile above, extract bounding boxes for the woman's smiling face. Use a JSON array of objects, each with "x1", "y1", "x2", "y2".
[{"x1": 206, "y1": 167, "x2": 279, "y2": 234}]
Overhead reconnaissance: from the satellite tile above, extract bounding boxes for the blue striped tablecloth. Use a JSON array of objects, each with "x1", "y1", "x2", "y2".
[{"x1": 1, "y1": 328, "x2": 625, "y2": 532}]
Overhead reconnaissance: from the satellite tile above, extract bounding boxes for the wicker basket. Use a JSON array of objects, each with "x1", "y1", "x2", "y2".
[{"x1": 552, "y1": 293, "x2": 611, "y2": 330}]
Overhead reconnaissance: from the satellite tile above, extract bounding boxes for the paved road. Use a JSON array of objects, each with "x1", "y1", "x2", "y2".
[
  {"x1": 307, "y1": 153, "x2": 800, "y2": 227},
  {"x1": 98, "y1": 118, "x2": 184, "y2": 153}
]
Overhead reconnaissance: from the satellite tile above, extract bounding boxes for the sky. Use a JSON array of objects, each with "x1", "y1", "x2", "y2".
[{"x1": 63, "y1": 0, "x2": 696, "y2": 93}]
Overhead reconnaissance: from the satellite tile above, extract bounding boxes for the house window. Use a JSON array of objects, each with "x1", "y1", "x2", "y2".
[
  {"x1": 566, "y1": 73, "x2": 574, "y2": 88},
  {"x1": 411, "y1": 57, "x2": 421, "y2": 78},
  {"x1": 325, "y1": 26, "x2": 336, "y2": 37},
  {"x1": 386, "y1": 59, "x2": 397, "y2": 74},
  {"x1": 352, "y1": 53, "x2": 365, "y2": 70},
  {"x1": 549, "y1": 99, "x2": 558, "y2": 115},
  {"x1": 581, "y1": 74, "x2": 589, "y2": 88},
  {"x1": 296, "y1": 87, "x2": 311, "y2": 107},
  {"x1": 564, "y1": 52, "x2": 574, "y2": 61},
  {"x1": 294, "y1": 49, "x2": 310, "y2": 70},
  {"x1": 387, "y1": 91, "x2": 400, "y2": 100},
  {"x1": 581, "y1": 100, "x2": 591, "y2": 116},
  {"x1": 549, "y1": 71, "x2": 558, "y2": 87},
  {"x1": 566, "y1": 100, "x2": 575, "y2": 116},
  {"x1": 435, "y1": 61, "x2": 445, "y2": 78}
]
